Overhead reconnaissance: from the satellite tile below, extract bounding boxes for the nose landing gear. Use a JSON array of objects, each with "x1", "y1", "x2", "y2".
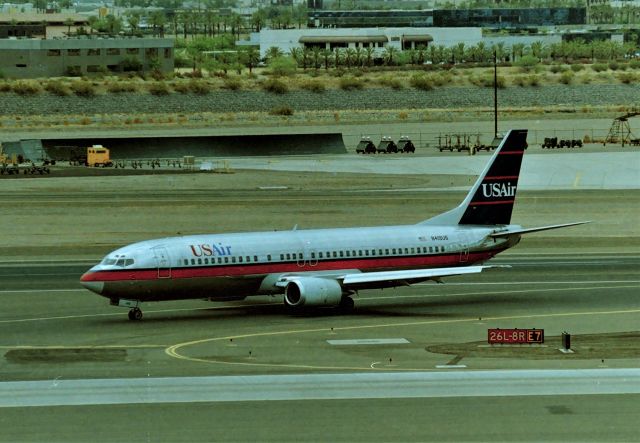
[{"x1": 128, "y1": 307, "x2": 143, "y2": 321}]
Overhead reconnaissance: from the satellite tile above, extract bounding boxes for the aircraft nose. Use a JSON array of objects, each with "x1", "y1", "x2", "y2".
[{"x1": 80, "y1": 273, "x2": 104, "y2": 295}]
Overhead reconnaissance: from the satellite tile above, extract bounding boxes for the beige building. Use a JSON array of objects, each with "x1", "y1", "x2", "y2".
[
  {"x1": 0, "y1": 37, "x2": 174, "y2": 78},
  {"x1": 0, "y1": 13, "x2": 90, "y2": 39}
]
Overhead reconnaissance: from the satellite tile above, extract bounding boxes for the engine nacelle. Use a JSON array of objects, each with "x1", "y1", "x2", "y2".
[{"x1": 284, "y1": 277, "x2": 343, "y2": 308}]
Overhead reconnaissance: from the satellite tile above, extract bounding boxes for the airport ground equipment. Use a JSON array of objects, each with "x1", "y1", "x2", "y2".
[
  {"x1": 87, "y1": 145, "x2": 113, "y2": 167},
  {"x1": 542, "y1": 137, "x2": 582, "y2": 148},
  {"x1": 397, "y1": 136, "x2": 415, "y2": 153},
  {"x1": 605, "y1": 110, "x2": 639, "y2": 146},
  {"x1": 377, "y1": 136, "x2": 398, "y2": 153},
  {"x1": 355, "y1": 136, "x2": 377, "y2": 154},
  {"x1": 542, "y1": 137, "x2": 558, "y2": 148}
]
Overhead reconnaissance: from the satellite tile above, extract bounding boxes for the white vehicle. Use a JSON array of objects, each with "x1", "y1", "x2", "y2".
[{"x1": 81, "y1": 129, "x2": 587, "y2": 320}]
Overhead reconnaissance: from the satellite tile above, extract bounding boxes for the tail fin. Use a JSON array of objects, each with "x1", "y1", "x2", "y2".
[{"x1": 420, "y1": 129, "x2": 528, "y2": 226}]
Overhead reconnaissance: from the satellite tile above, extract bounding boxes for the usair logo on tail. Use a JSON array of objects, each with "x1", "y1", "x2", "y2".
[{"x1": 481, "y1": 182, "x2": 517, "y2": 198}]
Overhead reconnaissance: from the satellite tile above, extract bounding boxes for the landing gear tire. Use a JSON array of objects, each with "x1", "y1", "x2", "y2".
[
  {"x1": 128, "y1": 307, "x2": 143, "y2": 321},
  {"x1": 337, "y1": 296, "x2": 355, "y2": 313}
]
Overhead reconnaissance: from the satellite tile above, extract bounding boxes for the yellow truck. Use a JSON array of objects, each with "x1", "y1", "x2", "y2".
[{"x1": 87, "y1": 145, "x2": 113, "y2": 167}]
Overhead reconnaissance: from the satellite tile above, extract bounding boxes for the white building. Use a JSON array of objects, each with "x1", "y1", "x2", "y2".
[{"x1": 250, "y1": 27, "x2": 483, "y2": 59}]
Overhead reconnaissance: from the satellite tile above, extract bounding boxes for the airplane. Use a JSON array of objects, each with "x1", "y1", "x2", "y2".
[{"x1": 81, "y1": 129, "x2": 588, "y2": 320}]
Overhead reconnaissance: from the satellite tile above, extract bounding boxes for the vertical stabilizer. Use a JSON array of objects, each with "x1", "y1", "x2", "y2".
[{"x1": 420, "y1": 129, "x2": 528, "y2": 226}]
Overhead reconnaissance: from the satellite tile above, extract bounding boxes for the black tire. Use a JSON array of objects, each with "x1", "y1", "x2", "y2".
[{"x1": 337, "y1": 296, "x2": 355, "y2": 313}]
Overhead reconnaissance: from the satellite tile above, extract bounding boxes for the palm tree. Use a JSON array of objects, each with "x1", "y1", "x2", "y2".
[
  {"x1": 530, "y1": 40, "x2": 544, "y2": 62},
  {"x1": 126, "y1": 12, "x2": 140, "y2": 36},
  {"x1": 345, "y1": 48, "x2": 356, "y2": 68},
  {"x1": 492, "y1": 42, "x2": 506, "y2": 63},
  {"x1": 286, "y1": 47, "x2": 299, "y2": 65},
  {"x1": 301, "y1": 47, "x2": 311, "y2": 70},
  {"x1": 511, "y1": 43, "x2": 525, "y2": 63},
  {"x1": 452, "y1": 42, "x2": 465, "y2": 64},
  {"x1": 320, "y1": 48, "x2": 332, "y2": 70},
  {"x1": 230, "y1": 13, "x2": 244, "y2": 41},
  {"x1": 240, "y1": 47, "x2": 260, "y2": 74},
  {"x1": 311, "y1": 47, "x2": 322, "y2": 70},
  {"x1": 364, "y1": 46, "x2": 374, "y2": 67},
  {"x1": 149, "y1": 11, "x2": 166, "y2": 37},
  {"x1": 383, "y1": 46, "x2": 397, "y2": 66},
  {"x1": 251, "y1": 9, "x2": 266, "y2": 32},
  {"x1": 333, "y1": 47, "x2": 343, "y2": 68}
]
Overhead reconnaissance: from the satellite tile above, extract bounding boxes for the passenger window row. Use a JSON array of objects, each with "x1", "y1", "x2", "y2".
[{"x1": 181, "y1": 245, "x2": 447, "y2": 267}]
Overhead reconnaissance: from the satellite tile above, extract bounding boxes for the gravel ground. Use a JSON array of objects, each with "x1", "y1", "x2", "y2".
[{"x1": 1, "y1": 84, "x2": 638, "y2": 116}]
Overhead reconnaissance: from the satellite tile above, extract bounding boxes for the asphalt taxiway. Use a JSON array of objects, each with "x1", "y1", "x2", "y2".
[{"x1": 1, "y1": 252, "x2": 639, "y2": 441}]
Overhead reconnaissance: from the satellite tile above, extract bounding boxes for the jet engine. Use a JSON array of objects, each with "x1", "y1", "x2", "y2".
[{"x1": 284, "y1": 277, "x2": 343, "y2": 308}]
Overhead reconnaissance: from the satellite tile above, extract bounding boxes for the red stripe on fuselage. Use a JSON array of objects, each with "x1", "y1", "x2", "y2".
[
  {"x1": 81, "y1": 250, "x2": 503, "y2": 283},
  {"x1": 498, "y1": 151, "x2": 525, "y2": 155}
]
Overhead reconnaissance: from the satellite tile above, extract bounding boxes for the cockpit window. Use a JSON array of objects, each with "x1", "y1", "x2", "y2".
[{"x1": 102, "y1": 256, "x2": 134, "y2": 267}]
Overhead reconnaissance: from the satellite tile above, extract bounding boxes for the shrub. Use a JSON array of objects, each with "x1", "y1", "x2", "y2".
[
  {"x1": 64, "y1": 66, "x2": 82, "y2": 77},
  {"x1": 147, "y1": 82, "x2": 170, "y2": 95},
  {"x1": 513, "y1": 75, "x2": 528, "y2": 87},
  {"x1": 269, "y1": 105, "x2": 293, "y2": 116},
  {"x1": 528, "y1": 74, "x2": 540, "y2": 86},
  {"x1": 617, "y1": 72, "x2": 637, "y2": 84},
  {"x1": 107, "y1": 82, "x2": 138, "y2": 93},
  {"x1": 570, "y1": 64, "x2": 584, "y2": 72},
  {"x1": 300, "y1": 79, "x2": 325, "y2": 93},
  {"x1": 70, "y1": 81, "x2": 96, "y2": 97},
  {"x1": 12, "y1": 80, "x2": 41, "y2": 95},
  {"x1": 559, "y1": 71, "x2": 574, "y2": 84},
  {"x1": 608, "y1": 61, "x2": 620, "y2": 71},
  {"x1": 339, "y1": 77, "x2": 364, "y2": 90},
  {"x1": 515, "y1": 55, "x2": 539, "y2": 72},
  {"x1": 410, "y1": 74, "x2": 433, "y2": 91},
  {"x1": 172, "y1": 82, "x2": 190, "y2": 93},
  {"x1": 592, "y1": 63, "x2": 608, "y2": 72},
  {"x1": 0, "y1": 82, "x2": 11, "y2": 92},
  {"x1": 188, "y1": 79, "x2": 210, "y2": 94},
  {"x1": 268, "y1": 56, "x2": 297, "y2": 76},
  {"x1": 222, "y1": 78, "x2": 242, "y2": 90},
  {"x1": 262, "y1": 78, "x2": 288, "y2": 94},
  {"x1": 378, "y1": 76, "x2": 403, "y2": 89},
  {"x1": 44, "y1": 80, "x2": 70, "y2": 96},
  {"x1": 630, "y1": 59, "x2": 640, "y2": 69},
  {"x1": 121, "y1": 56, "x2": 142, "y2": 72},
  {"x1": 549, "y1": 64, "x2": 563, "y2": 74}
]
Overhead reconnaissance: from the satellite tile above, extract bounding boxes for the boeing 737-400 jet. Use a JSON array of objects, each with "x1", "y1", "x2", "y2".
[{"x1": 81, "y1": 129, "x2": 587, "y2": 320}]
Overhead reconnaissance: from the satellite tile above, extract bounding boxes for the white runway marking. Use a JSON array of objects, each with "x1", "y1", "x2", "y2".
[
  {"x1": 1, "y1": 369, "x2": 638, "y2": 408},
  {"x1": 327, "y1": 338, "x2": 409, "y2": 345}
]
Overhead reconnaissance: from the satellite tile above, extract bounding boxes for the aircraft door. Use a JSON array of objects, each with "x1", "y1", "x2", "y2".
[
  {"x1": 153, "y1": 246, "x2": 172, "y2": 278},
  {"x1": 458, "y1": 232, "x2": 470, "y2": 263}
]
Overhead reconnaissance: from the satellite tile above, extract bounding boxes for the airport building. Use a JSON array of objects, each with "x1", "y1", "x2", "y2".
[
  {"x1": 0, "y1": 13, "x2": 90, "y2": 39},
  {"x1": 0, "y1": 37, "x2": 174, "y2": 78},
  {"x1": 249, "y1": 27, "x2": 481, "y2": 59}
]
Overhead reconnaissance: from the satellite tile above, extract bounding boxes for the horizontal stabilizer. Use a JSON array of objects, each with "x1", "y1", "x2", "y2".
[
  {"x1": 342, "y1": 265, "x2": 504, "y2": 286},
  {"x1": 490, "y1": 221, "x2": 591, "y2": 238}
]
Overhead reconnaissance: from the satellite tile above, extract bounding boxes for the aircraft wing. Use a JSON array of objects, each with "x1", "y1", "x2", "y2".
[
  {"x1": 489, "y1": 221, "x2": 591, "y2": 238},
  {"x1": 340, "y1": 265, "x2": 498, "y2": 286}
]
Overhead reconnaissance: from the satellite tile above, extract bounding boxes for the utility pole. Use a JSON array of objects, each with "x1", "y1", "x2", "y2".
[{"x1": 494, "y1": 49, "x2": 498, "y2": 139}]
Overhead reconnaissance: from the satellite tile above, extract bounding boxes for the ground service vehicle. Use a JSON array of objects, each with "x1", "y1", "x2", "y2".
[{"x1": 87, "y1": 145, "x2": 113, "y2": 167}]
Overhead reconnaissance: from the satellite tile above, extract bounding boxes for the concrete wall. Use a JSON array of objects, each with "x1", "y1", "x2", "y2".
[{"x1": 39, "y1": 133, "x2": 347, "y2": 160}]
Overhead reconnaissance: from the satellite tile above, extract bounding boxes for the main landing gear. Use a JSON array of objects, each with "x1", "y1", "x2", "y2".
[
  {"x1": 128, "y1": 307, "x2": 143, "y2": 321},
  {"x1": 337, "y1": 296, "x2": 355, "y2": 313}
]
